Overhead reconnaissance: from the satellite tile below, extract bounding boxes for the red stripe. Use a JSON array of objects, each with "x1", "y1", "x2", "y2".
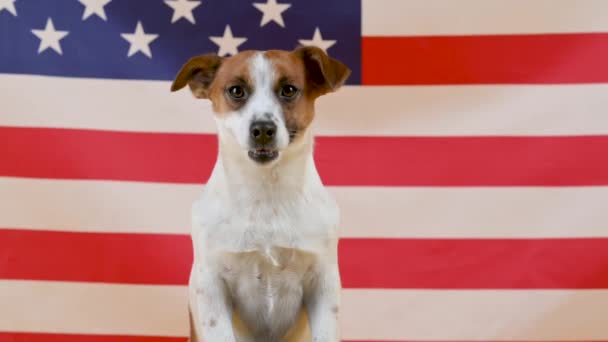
[
  {"x1": 340, "y1": 238, "x2": 608, "y2": 289},
  {"x1": 362, "y1": 34, "x2": 608, "y2": 85},
  {"x1": 0, "y1": 229, "x2": 193, "y2": 285},
  {"x1": 0, "y1": 127, "x2": 216, "y2": 184},
  {"x1": 2, "y1": 229, "x2": 608, "y2": 289},
  {"x1": 0, "y1": 334, "x2": 604, "y2": 342},
  {"x1": 2, "y1": 126, "x2": 608, "y2": 186},
  {"x1": 0, "y1": 333, "x2": 184, "y2": 342}
]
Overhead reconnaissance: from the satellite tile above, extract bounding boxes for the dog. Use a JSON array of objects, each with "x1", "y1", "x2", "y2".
[{"x1": 170, "y1": 46, "x2": 350, "y2": 341}]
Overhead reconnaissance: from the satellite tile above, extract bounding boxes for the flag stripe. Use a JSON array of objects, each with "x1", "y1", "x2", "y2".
[
  {"x1": 3, "y1": 177, "x2": 608, "y2": 238},
  {"x1": 0, "y1": 178, "x2": 198, "y2": 235},
  {"x1": 3, "y1": 127, "x2": 608, "y2": 186},
  {"x1": 362, "y1": 0, "x2": 608, "y2": 36},
  {"x1": 0, "y1": 281, "x2": 187, "y2": 337},
  {"x1": 0, "y1": 127, "x2": 216, "y2": 185},
  {"x1": 0, "y1": 229, "x2": 192, "y2": 285},
  {"x1": 362, "y1": 34, "x2": 608, "y2": 85},
  {"x1": 5, "y1": 74, "x2": 608, "y2": 136},
  {"x1": 2, "y1": 280, "x2": 607, "y2": 340},
  {"x1": 3, "y1": 229, "x2": 608, "y2": 289},
  {"x1": 341, "y1": 289, "x2": 608, "y2": 341},
  {"x1": 340, "y1": 238, "x2": 608, "y2": 289},
  {"x1": 0, "y1": 335, "x2": 604, "y2": 342},
  {"x1": 0, "y1": 334, "x2": 184, "y2": 342},
  {"x1": 0, "y1": 336, "x2": 461, "y2": 342}
]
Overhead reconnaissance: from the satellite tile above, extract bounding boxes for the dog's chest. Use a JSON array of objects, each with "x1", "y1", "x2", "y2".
[
  {"x1": 194, "y1": 184, "x2": 339, "y2": 253},
  {"x1": 219, "y1": 247, "x2": 316, "y2": 338},
  {"x1": 192, "y1": 186, "x2": 337, "y2": 338},
  {"x1": 221, "y1": 246, "x2": 315, "y2": 306}
]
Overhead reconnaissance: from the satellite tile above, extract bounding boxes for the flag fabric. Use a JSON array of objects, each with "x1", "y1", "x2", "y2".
[{"x1": 2, "y1": 0, "x2": 608, "y2": 341}]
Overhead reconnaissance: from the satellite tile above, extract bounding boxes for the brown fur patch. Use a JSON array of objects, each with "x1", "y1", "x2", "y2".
[
  {"x1": 171, "y1": 50, "x2": 257, "y2": 115},
  {"x1": 171, "y1": 54, "x2": 222, "y2": 99},
  {"x1": 207, "y1": 50, "x2": 257, "y2": 114},
  {"x1": 263, "y1": 50, "x2": 316, "y2": 141},
  {"x1": 263, "y1": 48, "x2": 350, "y2": 141},
  {"x1": 293, "y1": 46, "x2": 351, "y2": 97}
]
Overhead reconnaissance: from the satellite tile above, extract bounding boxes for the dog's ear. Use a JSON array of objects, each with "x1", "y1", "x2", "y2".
[
  {"x1": 171, "y1": 54, "x2": 223, "y2": 99},
  {"x1": 293, "y1": 46, "x2": 351, "y2": 97}
]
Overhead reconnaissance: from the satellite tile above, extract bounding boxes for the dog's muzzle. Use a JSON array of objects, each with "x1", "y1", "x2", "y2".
[{"x1": 249, "y1": 120, "x2": 279, "y2": 164}]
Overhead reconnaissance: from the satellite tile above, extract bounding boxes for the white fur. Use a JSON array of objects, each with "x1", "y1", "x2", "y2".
[{"x1": 189, "y1": 52, "x2": 341, "y2": 342}]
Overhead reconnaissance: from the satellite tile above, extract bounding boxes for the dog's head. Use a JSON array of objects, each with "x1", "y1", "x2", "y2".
[{"x1": 171, "y1": 47, "x2": 350, "y2": 165}]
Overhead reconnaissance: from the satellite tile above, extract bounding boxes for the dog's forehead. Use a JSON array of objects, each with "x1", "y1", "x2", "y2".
[
  {"x1": 212, "y1": 50, "x2": 257, "y2": 84},
  {"x1": 263, "y1": 50, "x2": 306, "y2": 86},
  {"x1": 215, "y1": 50, "x2": 305, "y2": 86}
]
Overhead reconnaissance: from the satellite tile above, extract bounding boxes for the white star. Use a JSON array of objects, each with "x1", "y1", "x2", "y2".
[
  {"x1": 298, "y1": 27, "x2": 336, "y2": 53},
  {"x1": 252, "y1": 0, "x2": 291, "y2": 28},
  {"x1": 0, "y1": 0, "x2": 17, "y2": 16},
  {"x1": 164, "y1": 0, "x2": 201, "y2": 24},
  {"x1": 78, "y1": 0, "x2": 111, "y2": 21},
  {"x1": 209, "y1": 25, "x2": 247, "y2": 57},
  {"x1": 31, "y1": 18, "x2": 69, "y2": 55},
  {"x1": 120, "y1": 21, "x2": 159, "y2": 58}
]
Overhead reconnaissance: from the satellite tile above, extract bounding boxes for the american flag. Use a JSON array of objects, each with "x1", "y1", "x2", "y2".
[{"x1": 2, "y1": 0, "x2": 608, "y2": 341}]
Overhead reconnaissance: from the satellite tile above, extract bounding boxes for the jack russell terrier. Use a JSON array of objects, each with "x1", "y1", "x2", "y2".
[{"x1": 171, "y1": 46, "x2": 351, "y2": 342}]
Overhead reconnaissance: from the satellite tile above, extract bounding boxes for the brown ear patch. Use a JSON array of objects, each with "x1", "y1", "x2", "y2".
[
  {"x1": 293, "y1": 46, "x2": 351, "y2": 97},
  {"x1": 171, "y1": 54, "x2": 223, "y2": 99}
]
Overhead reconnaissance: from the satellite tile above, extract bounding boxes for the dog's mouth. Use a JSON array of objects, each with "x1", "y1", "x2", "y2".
[{"x1": 248, "y1": 148, "x2": 279, "y2": 164}]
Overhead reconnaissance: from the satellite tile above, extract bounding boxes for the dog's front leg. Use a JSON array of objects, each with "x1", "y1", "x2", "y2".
[
  {"x1": 305, "y1": 263, "x2": 341, "y2": 342},
  {"x1": 193, "y1": 266, "x2": 236, "y2": 342}
]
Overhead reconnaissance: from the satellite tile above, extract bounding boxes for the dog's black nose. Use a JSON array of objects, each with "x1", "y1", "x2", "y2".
[{"x1": 250, "y1": 121, "x2": 276, "y2": 145}]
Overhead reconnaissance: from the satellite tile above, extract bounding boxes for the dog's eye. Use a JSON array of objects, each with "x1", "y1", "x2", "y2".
[
  {"x1": 228, "y1": 86, "x2": 246, "y2": 100},
  {"x1": 279, "y1": 85, "x2": 298, "y2": 99}
]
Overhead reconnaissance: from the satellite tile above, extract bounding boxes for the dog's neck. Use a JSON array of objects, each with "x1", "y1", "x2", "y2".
[{"x1": 208, "y1": 128, "x2": 323, "y2": 203}]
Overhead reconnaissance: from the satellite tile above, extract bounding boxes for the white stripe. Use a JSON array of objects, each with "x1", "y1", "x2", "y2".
[
  {"x1": 2, "y1": 74, "x2": 216, "y2": 134},
  {"x1": 2, "y1": 177, "x2": 607, "y2": 238},
  {"x1": 2, "y1": 280, "x2": 607, "y2": 340},
  {"x1": 342, "y1": 289, "x2": 608, "y2": 341},
  {"x1": 335, "y1": 186, "x2": 608, "y2": 238},
  {"x1": 3, "y1": 74, "x2": 608, "y2": 136},
  {"x1": 317, "y1": 84, "x2": 608, "y2": 136},
  {"x1": 0, "y1": 280, "x2": 187, "y2": 336},
  {"x1": 363, "y1": 0, "x2": 608, "y2": 36},
  {"x1": 0, "y1": 177, "x2": 200, "y2": 235}
]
